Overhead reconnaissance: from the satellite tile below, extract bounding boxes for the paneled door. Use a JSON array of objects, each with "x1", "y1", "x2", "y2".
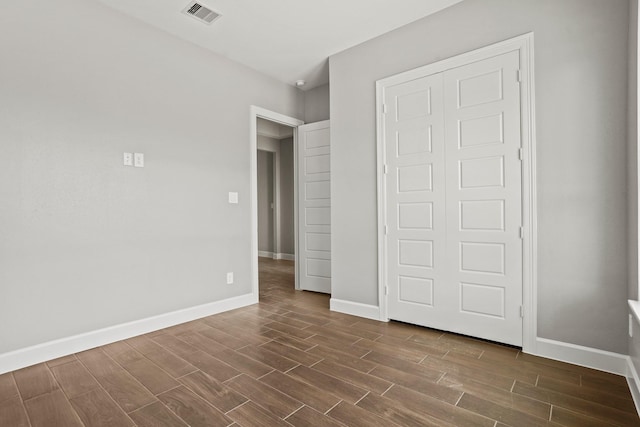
[
  {"x1": 298, "y1": 120, "x2": 331, "y2": 293},
  {"x1": 382, "y1": 50, "x2": 523, "y2": 346}
]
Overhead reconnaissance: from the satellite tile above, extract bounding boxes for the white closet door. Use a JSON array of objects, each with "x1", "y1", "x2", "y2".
[
  {"x1": 385, "y1": 74, "x2": 447, "y2": 326},
  {"x1": 443, "y1": 50, "x2": 522, "y2": 345},
  {"x1": 298, "y1": 120, "x2": 331, "y2": 294},
  {"x1": 384, "y1": 50, "x2": 523, "y2": 346}
]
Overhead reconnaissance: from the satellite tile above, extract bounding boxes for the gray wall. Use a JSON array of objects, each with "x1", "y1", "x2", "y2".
[
  {"x1": 0, "y1": 0, "x2": 302, "y2": 354},
  {"x1": 257, "y1": 150, "x2": 274, "y2": 252},
  {"x1": 304, "y1": 84, "x2": 330, "y2": 123},
  {"x1": 280, "y1": 138, "x2": 295, "y2": 255},
  {"x1": 330, "y1": 0, "x2": 630, "y2": 353}
]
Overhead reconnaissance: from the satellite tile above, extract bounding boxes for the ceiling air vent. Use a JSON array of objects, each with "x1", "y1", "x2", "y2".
[{"x1": 182, "y1": 2, "x2": 221, "y2": 25}]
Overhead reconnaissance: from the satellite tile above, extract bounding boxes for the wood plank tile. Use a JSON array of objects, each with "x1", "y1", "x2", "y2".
[
  {"x1": 287, "y1": 365, "x2": 368, "y2": 404},
  {"x1": 225, "y1": 374, "x2": 303, "y2": 418},
  {"x1": 439, "y1": 373, "x2": 551, "y2": 421},
  {"x1": 364, "y1": 351, "x2": 443, "y2": 382},
  {"x1": 265, "y1": 313, "x2": 313, "y2": 329},
  {"x1": 383, "y1": 384, "x2": 495, "y2": 427},
  {"x1": 178, "y1": 371, "x2": 247, "y2": 413},
  {"x1": 227, "y1": 401, "x2": 291, "y2": 427},
  {"x1": 375, "y1": 334, "x2": 448, "y2": 358},
  {"x1": 327, "y1": 401, "x2": 400, "y2": 427},
  {"x1": 537, "y1": 375, "x2": 636, "y2": 413},
  {"x1": 207, "y1": 348, "x2": 274, "y2": 379},
  {"x1": 420, "y1": 355, "x2": 515, "y2": 390},
  {"x1": 13, "y1": 363, "x2": 59, "y2": 401},
  {"x1": 158, "y1": 386, "x2": 233, "y2": 427},
  {"x1": 456, "y1": 393, "x2": 549, "y2": 427},
  {"x1": 304, "y1": 325, "x2": 363, "y2": 345},
  {"x1": 102, "y1": 341, "x2": 133, "y2": 357},
  {"x1": 260, "y1": 370, "x2": 340, "y2": 413},
  {"x1": 69, "y1": 388, "x2": 134, "y2": 427},
  {"x1": 308, "y1": 344, "x2": 377, "y2": 373},
  {"x1": 51, "y1": 360, "x2": 100, "y2": 398},
  {"x1": 238, "y1": 345, "x2": 299, "y2": 372},
  {"x1": 144, "y1": 349, "x2": 197, "y2": 379},
  {"x1": 180, "y1": 350, "x2": 241, "y2": 383},
  {"x1": 306, "y1": 335, "x2": 371, "y2": 359},
  {"x1": 46, "y1": 354, "x2": 77, "y2": 368},
  {"x1": 286, "y1": 405, "x2": 347, "y2": 427},
  {"x1": 129, "y1": 401, "x2": 188, "y2": 427},
  {"x1": 261, "y1": 330, "x2": 316, "y2": 351},
  {"x1": 312, "y1": 360, "x2": 393, "y2": 395},
  {"x1": 259, "y1": 340, "x2": 323, "y2": 366},
  {"x1": 356, "y1": 392, "x2": 452, "y2": 427},
  {"x1": 77, "y1": 349, "x2": 156, "y2": 413},
  {"x1": 356, "y1": 339, "x2": 426, "y2": 363},
  {"x1": 151, "y1": 334, "x2": 200, "y2": 359},
  {"x1": 197, "y1": 327, "x2": 248, "y2": 350},
  {"x1": 551, "y1": 405, "x2": 620, "y2": 427},
  {"x1": 118, "y1": 356, "x2": 180, "y2": 395},
  {"x1": 322, "y1": 322, "x2": 383, "y2": 341},
  {"x1": 24, "y1": 389, "x2": 83, "y2": 427},
  {"x1": 0, "y1": 396, "x2": 29, "y2": 427},
  {"x1": 369, "y1": 364, "x2": 460, "y2": 403},
  {"x1": 0, "y1": 373, "x2": 18, "y2": 403},
  {"x1": 264, "y1": 321, "x2": 315, "y2": 340},
  {"x1": 283, "y1": 311, "x2": 332, "y2": 326},
  {"x1": 513, "y1": 381, "x2": 640, "y2": 426}
]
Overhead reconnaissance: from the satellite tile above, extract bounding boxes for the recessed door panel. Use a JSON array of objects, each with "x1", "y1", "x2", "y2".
[
  {"x1": 398, "y1": 203, "x2": 433, "y2": 230},
  {"x1": 460, "y1": 200, "x2": 505, "y2": 231},
  {"x1": 398, "y1": 164, "x2": 433, "y2": 192},
  {"x1": 399, "y1": 240, "x2": 433, "y2": 268},
  {"x1": 459, "y1": 114, "x2": 503, "y2": 148},
  {"x1": 397, "y1": 127, "x2": 432, "y2": 156},
  {"x1": 298, "y1": 121, "x2": 331, "y2": 294},
  {"x1": 399, "y1": 276, "x2": 434, "y2": 306}
]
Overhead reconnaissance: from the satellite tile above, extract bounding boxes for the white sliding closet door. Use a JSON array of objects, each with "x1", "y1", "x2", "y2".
[{"x1": 383, "y1": 51, "x2": 523, "y2": 346}]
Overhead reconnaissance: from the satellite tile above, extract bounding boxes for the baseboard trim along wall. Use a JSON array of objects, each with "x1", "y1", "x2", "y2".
[
  {"x1": 329, "y1": 298, "x2": 382, "y2": 321},
  {"x1": 0, "y1": 293, "x2": 257, "y2": 375},
  {"x1": 258, "y1": 251, "x2": 295, "y2": 261},
  {"x1": 627, "y1": 357, "x2": 640, "y2": 416},
  {"x1": 532, "y1": 337, "x2": 629, "y2": 376}
]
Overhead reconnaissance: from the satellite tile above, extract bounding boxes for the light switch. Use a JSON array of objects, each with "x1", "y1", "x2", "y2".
[
  {"x1": 226, "y1": 272, "x2": 234, "y2": 285},
  {"x1": 228, "y1": 192, "x2": 238, "y2": 204},
  {"x1": 134, "y1": 153, "x2": 144, "y2": 168},
  {"x1": 123, "y1": 153, "x2": 133, "y2": 166}
]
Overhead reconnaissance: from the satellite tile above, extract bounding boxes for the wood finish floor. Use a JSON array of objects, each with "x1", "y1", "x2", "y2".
[{"x1": 1, "y1": 258, "x2": 638, "y2": 426}]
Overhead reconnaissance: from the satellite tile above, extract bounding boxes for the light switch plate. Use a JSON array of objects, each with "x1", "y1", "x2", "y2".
[
  {"x1": 228, "y1": 192, "x2": 238, "y2": 204},
  {"x1": 134, "y1": 153, "x2": 144, "y2": 168},
  {"x1": 226, "y1": 272, "x2": 234, "y2": 285},
  {"x1": 123, "y1": 152, "x2": 133, "y2": 166}
]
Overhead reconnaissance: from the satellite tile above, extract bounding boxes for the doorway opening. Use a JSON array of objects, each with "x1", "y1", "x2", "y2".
[{"x1": 256, "y1": 118, "x2": 297, "y2": 298}]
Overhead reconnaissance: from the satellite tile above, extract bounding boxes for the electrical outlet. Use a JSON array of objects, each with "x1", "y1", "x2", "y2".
[
  {"x1": 228, "y1": 192, "x2": 238, "y2": 204},
  {"x1": 123, "y1": 153, "x2": 133, "y2": 166},
  {"x1": 226, "y1": 272, "x2": 234, "y2": 285},
  {"x1": 134, "y1": 152, "x2": 144, "y2": 168}
]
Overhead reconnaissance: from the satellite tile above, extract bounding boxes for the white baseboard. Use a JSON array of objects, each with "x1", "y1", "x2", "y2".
[
  {"x1": 258, "y1": 251, "x2": 295, "y2": 261},
  {"x1": 330, "y1": 298, "x2": 383, "y2": 321},
  {"x1": 0, "y1": 293, "x2": 258, "y2": 375},
  {"x1": 532, "y1": 337, "x2": 629, "y2": 376},
  {"x1": 627, "y1": 357, "x2": 640, "y2": 416}
]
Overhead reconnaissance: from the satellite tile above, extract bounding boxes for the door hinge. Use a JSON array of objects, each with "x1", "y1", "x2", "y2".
[
  {"x1": 383, "y1": 164, "x2": 388, "y2": 174},
  {"x1": 384, "y1": 225, "x2": 388, "y2": 235},
  {"x1": 516, "y1": 69, "x2": 522, "y2": 83},
  {"x1": 519, "y1": 306, "x2": 524, "y2": 318},
  {"x1": 382, "y1": 103, "x2": 388, "y2": 114},
  {"x1": 518, "y1": 148, "x2": 524, "y2": 161},
  {"x1": 519, "y1": 226, "x2": 524, "y2": 239},
  {"x1": 384, "y1": 286, "x2": 389, "y2": 296}
]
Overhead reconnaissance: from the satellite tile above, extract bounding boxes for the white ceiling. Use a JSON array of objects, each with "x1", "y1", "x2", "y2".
[{"x1": 96, "y1": 0, "x2": 463, "y2": 90}]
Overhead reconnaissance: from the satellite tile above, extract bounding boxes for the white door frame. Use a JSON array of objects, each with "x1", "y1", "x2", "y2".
[
  {"x1": 256, "y1": 144, "x2": 280, "y2": 259},
  {"x1": 375, "y1": 33, "x2": 538, "y2": 352},
  {"x1": 250, "y1": 106, "x2": 305, "y2": 299}
]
